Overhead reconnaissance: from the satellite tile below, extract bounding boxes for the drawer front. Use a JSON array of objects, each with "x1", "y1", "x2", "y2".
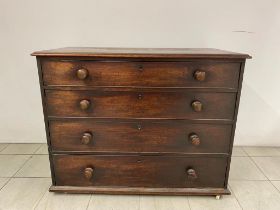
[
  {"x1": 49, "y1": 120, "x2": 232, "y2": 154},
  {"x1": 53, "y1": 155, "x2": 227, "y2": 188},
  {"x1": 42, "y1": 61, "x2": 240, "y2": 88},
  {"x1": 45, "y1": 90, "x2": 236, "y2": 119}
]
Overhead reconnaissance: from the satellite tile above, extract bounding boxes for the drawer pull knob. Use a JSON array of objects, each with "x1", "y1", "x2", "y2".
[
  {"x1": 194, "y1": 70, "x2": 206, "y2": 81},
  {"x1": 191, "y1": 101, "x2": 203, "y2": 112},
  {"x1": 84, "y1": 167, "x2": 94, "y2": 180},
  {"x1": 187, "y1": 168, "x2": 198, "y2": 180},
  {"x1": 76, "y1": 68, "x2": 88, "y2": 80},
  {"x1": 80, "y1": 100, "x2": 90, "y2": 110},
  {"x1": 189, "y1": 133, "x2": 200, "y2": 146},
  {"x1": 81, "y1": 132, "x2": 92, "y2": 145}
]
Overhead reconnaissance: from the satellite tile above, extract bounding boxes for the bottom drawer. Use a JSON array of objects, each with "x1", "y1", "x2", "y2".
[{"x1": 53, "y1": 155, "x2": 227, "y2": 188}]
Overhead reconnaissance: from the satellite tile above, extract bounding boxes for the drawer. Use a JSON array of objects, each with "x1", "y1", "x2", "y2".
[
  {"x1": 49, "y1": 120, "x2": 232, "y2": 154},
  {"x1": 42, "y1": 60, "x2": 240, "y2": 88},
  {"x1": 53, "y1": 155, "x2": 227, "y2": 188},
  {"x1": 45, "y1": 90, "x2": 236, "y2": 119}
]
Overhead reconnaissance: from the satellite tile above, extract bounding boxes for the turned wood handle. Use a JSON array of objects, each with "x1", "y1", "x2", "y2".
[
  {"x1": 76, "y1": 68, "x2": 88, "y2": 80},
  {"x1": 194, "y1": 70, "x2": 206, "y2": 81},
  {"x1": 79, "y1": 99, "x2": 90, "y2": 110},
  {"x1": 187, "y1": 168, "x2": 198, "y2": 180},
  {"x1": 189, "y1": 133, "x2": 200, "y2": 146},
  {"x1": 191, "y1": 101, "x2": 203, "y2": 112},
  {"x1": 84, "y1": 167, "x2": 94, "y2": 180},
  {"x1": 81, "y1": 132, "x2": 92, "y2": 145}
]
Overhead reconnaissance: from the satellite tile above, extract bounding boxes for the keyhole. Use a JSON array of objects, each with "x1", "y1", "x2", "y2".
[
  {"x1": 138, "y1": 94, "x2": 143, "y2": 100},
  {"x1": 137, "y1": 124, "x2": 142, "y2": 130},
  {"x1": 138, "y1": 65, "x2": 143, "y2": 72}
]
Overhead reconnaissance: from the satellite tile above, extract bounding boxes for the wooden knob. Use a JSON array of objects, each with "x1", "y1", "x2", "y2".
[
  {"x1": 187, "y1": 168, "x2": 197, "y2": 180},
  {"x1": 76, "y1": 68, "x2": 88, "y2": 80},
  {"x1": 191, "y1": 101, "x2": 203, "y2": 112},
  {"x1": 84, "y1": 167, "x2": 94, "y2": 180},
  {"x1": 189, "y1": 133, "x2": 200, "y2": 146},
  {"x1": 81, "y1": 132, "x2": 92, "y2": 145},
  {"x1": 194, "y1": 70, "x2": 206, "y2": 81},
  {"x1": 79, "y1": 100, "x2": 90, "y2": 110}
]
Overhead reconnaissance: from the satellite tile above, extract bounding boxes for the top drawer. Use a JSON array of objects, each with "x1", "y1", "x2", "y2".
[{"x1": 41, "y1": 60, "x2": 240, "y2": 88}]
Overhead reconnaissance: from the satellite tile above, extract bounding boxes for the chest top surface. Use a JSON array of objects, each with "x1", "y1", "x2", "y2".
[{"x1": 32, "y1": 47, "x2": 251, "y2": 59}]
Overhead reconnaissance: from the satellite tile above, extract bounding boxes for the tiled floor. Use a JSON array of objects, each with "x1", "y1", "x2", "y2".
[{"x1": 0, "y1": 144, "x2": 280, "y2": 210}]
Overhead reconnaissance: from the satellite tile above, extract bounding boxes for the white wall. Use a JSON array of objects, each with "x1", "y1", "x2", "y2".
[{"x1": 0, "y1": 0, "x2": 279, "y2": 145}]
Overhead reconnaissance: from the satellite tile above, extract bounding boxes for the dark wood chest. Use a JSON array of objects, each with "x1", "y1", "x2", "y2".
[{"x1": 32, "y1": 47, "x2": 251, "y2": 196}]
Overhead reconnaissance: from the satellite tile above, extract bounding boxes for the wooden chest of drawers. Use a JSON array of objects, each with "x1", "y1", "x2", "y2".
[{"x1": 32, "y1": 47, "x2": 251, "y2": 196}]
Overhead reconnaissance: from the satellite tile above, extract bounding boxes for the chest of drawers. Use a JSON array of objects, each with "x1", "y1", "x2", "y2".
[{"x1": 32, "y1": 47, "x2": 251, "y2": 196}]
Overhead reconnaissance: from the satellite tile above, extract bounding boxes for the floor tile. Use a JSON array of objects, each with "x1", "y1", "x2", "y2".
[
  {"x1": 35, "y1": 144, "x2": 48, "y2": 154},
  {"x1": 0, "y1": 144, "x2": 41, "y2": 154},
  {"x1": 0, "y1": 155, "x2": 31, "y2": 177},
  {"x1": 271, "y1": 181, "x2": 280, "y2": 192},
  {"x1": 188, "y1": 194, "x2": 241, "y2": 210},
  {"x1": 0, "y1": 178, "x2": 9, "y2": 189},
  {"x1": 0, "y1": 178, "x2": 51, "y2": 210},
  {"x1": 140, "y1": 195, "x2": 190, "y2": 210},
  {"x1": 15, "y1": 155, "x2": 51, "y2": 177},
  {"x1": 0, "y1": 143, "x2": 9, "y2": 152},
  {"x1": 88, "y1": 195, "x2": 139, "y2": 210},
  {"x1": 230, "y1": 180, "x2": 280, "y2": 210},
  {"x1": 243, "y1": 146, "x2": 280, "y2": 156},
  {"x1": 252, "y1": 157, "x2": 280, "y2": 180},
  {"x1": 229, "y1": 157, "x2": 267, "y2": 180},
  {"x1": 232, "y1": 147, "x2": 247, "y2": 157},
  {"x1": 35, "y1": 191, "x2": 91, "y2": 210}
]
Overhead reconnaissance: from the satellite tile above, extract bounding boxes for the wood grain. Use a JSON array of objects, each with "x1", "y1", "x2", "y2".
[
  {"x1": 49, "y1": 120, "x2": 232, "y2": 154},
  {"x1": 53, "y1": 155, "x2": 228, "y2": 188},
  {"x1": 32, "y1": 47, "x2": 251, "y2": 59},
  {"x1": 49, "y1": 185, "x2": 230, "y2": 195},
  {"x1": 45, "y1": 90, "x2": 236, "y2": 119},
  {"x1": 42, "y1": 60, "x2": 240, "y2": 88}
]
